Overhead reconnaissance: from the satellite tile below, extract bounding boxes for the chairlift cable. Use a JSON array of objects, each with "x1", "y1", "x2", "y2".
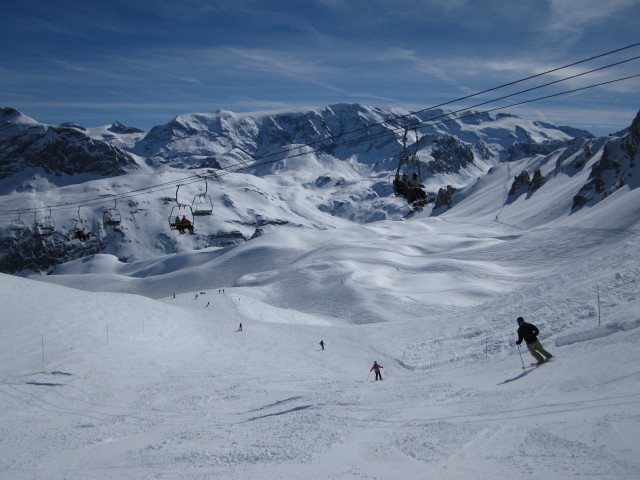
[
  {"x1": 1, "y1": 42, "x2": 639, "y2": 216},
  {"x1": 217, "y1": 43, "x2": 640, "y2": 165}
]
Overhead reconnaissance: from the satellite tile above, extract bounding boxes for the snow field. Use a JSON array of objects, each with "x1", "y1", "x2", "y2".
[
  {"x1": 2, "y1": 218, "x2": 640, "y2": 479},
  {"x1": 2, "y1": 151, "x2": 640, "y2": 478}
]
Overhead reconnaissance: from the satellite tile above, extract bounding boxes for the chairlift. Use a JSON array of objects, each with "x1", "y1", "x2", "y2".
[
  {"x1": 33, "y1": 208, "x2": 55, "y2": 238},
  {"x1": 9, "y1": 212, "x2": 26, "y2": 234},
  {"x1": 73, "y1": 207, "x2": 92, "y2": 241},
  {"x1": 169, "y1": 185, "x2": 195, "y2": 234},
  {"x1": 103, "y1": 197, "x2": 122, "y2": 227},
  {"x1": 392, "y1": 126, "x2": 428, "y2": 205},
  {"x1": 191, "y1": 177, "x2": 214, "y2": 216}
]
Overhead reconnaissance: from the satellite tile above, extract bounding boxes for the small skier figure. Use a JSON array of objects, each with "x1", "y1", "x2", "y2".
[
  {"x1": 320, "y1": 340, "x2": 325, "y2": 350},
  {"x1": 515, "y1": 317, "x2": 553, "y2": 365},
  {"x1": 370, "y1": 361, "x2": 384, "y2": 381},
  {"x1": 238, "y1": 323, "x2": 243, "y2": 332}
]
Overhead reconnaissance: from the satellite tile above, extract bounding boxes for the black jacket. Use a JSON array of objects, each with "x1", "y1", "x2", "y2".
[{"x1": 516, "y1": 322, "x2": 540, "y2": 345}]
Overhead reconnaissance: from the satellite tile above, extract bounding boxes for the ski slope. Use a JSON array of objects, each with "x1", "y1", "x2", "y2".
[{"x1": 2, "y1": 178, "x2": 640, "y2": 479}]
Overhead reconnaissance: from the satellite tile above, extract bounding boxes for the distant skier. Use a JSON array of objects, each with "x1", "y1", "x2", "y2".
[
  {"x1": 238, "y1": 323, "x2": 243, "y2": 332},
  {"x1": 515, "y1": 317, "x2": 553, "y2": 365},
  {"x1": 370, "y1": 361, "x2": 384, "y2": 381},
  {"x1": 320, "y1": 340, "x2": 325, "y2": 350}
]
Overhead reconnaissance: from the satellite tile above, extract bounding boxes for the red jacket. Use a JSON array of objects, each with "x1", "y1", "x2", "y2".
[{"x1": 370, "y1": 363, "x2": 383, "y2": 373}]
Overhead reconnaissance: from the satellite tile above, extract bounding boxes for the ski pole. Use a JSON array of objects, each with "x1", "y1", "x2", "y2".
[
  {"x1": 367, "y1": 371, "x2": 371, "y2": 381},
  {"x1": 517, "y1": 344, "x2": 526, "y2": 369}
]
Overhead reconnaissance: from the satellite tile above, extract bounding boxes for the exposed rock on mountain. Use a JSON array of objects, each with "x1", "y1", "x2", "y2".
[
  {"x1": 508, "y1": 169, "x2": 545, "y2": 198},
  {"x1": 572, "y1": 111, "x2": 640, "y2": 210},
  {"x1": 434, "y1": 185, "x2": 456, "y2": 211},
  {"x1": 0, "y1": 108, "x2": 139, "y2": 180},
  {"x1": 426, "y1": 136, "x2": 475, "y2": 175}
]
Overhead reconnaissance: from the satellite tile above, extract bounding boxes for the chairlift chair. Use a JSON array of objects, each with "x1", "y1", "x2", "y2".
[
  {"x1": 73, "y1": 207, "x2": 92, "y2": 241},
  {"x1": 9, "y1": 213, "x2": 26, "y2": 234},
  {"x1": 169, "y1": 185, "x2": 195, "y2": 233},
  {"x1": 103, "y1": 197, "x2": 122, "y2": 227},
  {"x1": 392, "y1": 127, "x2": 427, "y2": 205},
  {"x1": 191, "y1": 177, "x2": 214, "y2": 216},
  {"x1": 169, "y1": 204, "x2": 195, "y2": 234},
  {"x1": 33, "y1": 208, "x2": 55, "y2": 238}
]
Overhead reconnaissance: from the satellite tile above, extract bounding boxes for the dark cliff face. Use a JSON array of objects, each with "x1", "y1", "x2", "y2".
[
  {"x1": 426, "y1": 136, "x2": 475, "y2": 175},
  {"x1": 0, "y1": 108, "x2": 138, "y2": 179},
  {"x1": 572, "y1": 110, "x2": 640, "y2": 210}
]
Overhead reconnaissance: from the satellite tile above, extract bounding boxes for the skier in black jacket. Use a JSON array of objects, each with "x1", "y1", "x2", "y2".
[{"x1": 515, "y1": 317, "x2": 553, "y2": 365}]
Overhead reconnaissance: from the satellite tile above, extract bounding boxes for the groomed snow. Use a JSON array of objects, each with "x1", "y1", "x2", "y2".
[{"x1": 2, "y1": 180, "x2": 640, "y2": 478}]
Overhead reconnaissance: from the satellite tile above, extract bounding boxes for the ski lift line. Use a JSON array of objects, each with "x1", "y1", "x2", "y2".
[
  {"x1": 2, "y1": 70, "x2": 638, "y2": 218},
  {"x1": 207, "y1": 44, "x2": 640, "y2": 166},
  {"x1": 4, "y1": 49, "x2": 640, "y2": 214},
  {"x1": 222, "y1": 53, "x2": 640, "y2": 168},
  {"x1": 398, "y1": 55, "x2": 640, "y2": 131},
  {"x1": 0, "y1": 170, "x2": 219, "y2": 217},
  {"x1": 2, "y1": 45, "x2": 639, "y2": 216},
  {"x1": 239, "y1": 71, "x2": 640, "y2": 161},
  {"x1": 221, "y1": 72, "x2": 640, "y2": 172},
  {"x1": 409, "y1": 72, "x2": 640, "y2": 132},
  {"x1": 0, "y1": 176, "x2": 207, "y2": 216}
]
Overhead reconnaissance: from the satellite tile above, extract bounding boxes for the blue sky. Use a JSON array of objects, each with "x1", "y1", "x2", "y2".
[{"x1": 1, "y1": 0, "x2": 639, "y2": 136}]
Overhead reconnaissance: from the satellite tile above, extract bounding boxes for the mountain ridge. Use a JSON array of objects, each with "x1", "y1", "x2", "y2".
[{"x1": 0, "y1": 103, "x2": 638, "y2": 275}]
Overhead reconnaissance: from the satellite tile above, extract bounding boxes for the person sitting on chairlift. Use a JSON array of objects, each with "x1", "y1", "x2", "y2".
[
  {"x1": 181, "y1": 216, "x2": 193, "y2": 234},
  {"x1": 407, "y1": 173, "x2": 427, "y2": 204}
]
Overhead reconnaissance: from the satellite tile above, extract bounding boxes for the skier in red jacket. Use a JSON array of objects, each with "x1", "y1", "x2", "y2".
[{"x1": 370, "y1": 361, "x2": 384, "y2": 381}]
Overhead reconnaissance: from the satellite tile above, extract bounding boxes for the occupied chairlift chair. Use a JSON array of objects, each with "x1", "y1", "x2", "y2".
[
  {"x1": 392, "y1": 126, "x2": 428, "y2": 206},
  {"x1": 169, "y1": 185, "x2": 195, "y2": 234},
  {"x1": 73, "y1": 207, "x2": 92, "y2": 241}
]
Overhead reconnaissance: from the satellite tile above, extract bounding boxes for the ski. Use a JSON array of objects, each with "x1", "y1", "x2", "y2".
[{"x1": 522, "y1": 358, "x2": 553, "y2": 369}]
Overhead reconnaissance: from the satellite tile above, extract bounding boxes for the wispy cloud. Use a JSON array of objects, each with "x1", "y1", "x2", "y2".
[{"x1": 544, "y1": 0, "x2": 638, "y2": 42}]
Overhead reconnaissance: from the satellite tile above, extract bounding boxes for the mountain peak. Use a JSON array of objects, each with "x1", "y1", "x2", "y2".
[
  {"x1": 1, "y1": 107, "x2": 38, "y2": 125},
  {"x1": 108, "y1": 121, "x2": 144, "y2": 135}
]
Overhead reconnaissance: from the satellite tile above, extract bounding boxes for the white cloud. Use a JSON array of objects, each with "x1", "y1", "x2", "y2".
[{"x1": 545, "y1": 0, "x2": 637, "y2": 38}]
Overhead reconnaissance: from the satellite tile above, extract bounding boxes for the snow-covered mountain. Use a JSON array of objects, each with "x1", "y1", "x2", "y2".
[
  {"x1": 0, "y1": 103, "x2": 637, "y2": 275},
  {"x1": 0, "y1": 108, "x2": 140, "y2": 181},
  {"x1": 2, "y1": 147, "x2": 640, "y2": 479},
  {"x1": 1, "y1": 103, "x2": 640, "y2": 479}
]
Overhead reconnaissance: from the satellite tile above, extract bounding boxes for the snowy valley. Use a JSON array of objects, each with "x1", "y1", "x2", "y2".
[{"x1": 0, "y1": 103, "x2": 639, "y2": 479}]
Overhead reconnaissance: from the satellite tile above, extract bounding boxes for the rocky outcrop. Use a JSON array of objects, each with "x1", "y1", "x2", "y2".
[
  {"x1": 434, "y1": 185, "x2": 456, "y2": 210},
  {"x1": 572, "y1": 110, "x2": 640, "y2": 210},
  {"x1": 0, "y1": 108, "x2": 138, "y2": 180},
  {"x1": 427, "y1": 136, "x2": 475, "y2": 175},
  {"x1": 508, "y1": 169, "x2": 545, "y2": 197}
]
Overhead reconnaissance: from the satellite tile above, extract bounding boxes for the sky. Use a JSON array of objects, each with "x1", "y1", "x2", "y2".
[{"x1": 1, "y1": 0, "x2": 639, "y2": 136}]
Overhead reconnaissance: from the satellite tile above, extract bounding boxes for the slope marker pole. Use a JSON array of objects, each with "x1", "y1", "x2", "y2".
[{"x1": 597, "y1": 285, "x2": 601, "y2": 326}]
